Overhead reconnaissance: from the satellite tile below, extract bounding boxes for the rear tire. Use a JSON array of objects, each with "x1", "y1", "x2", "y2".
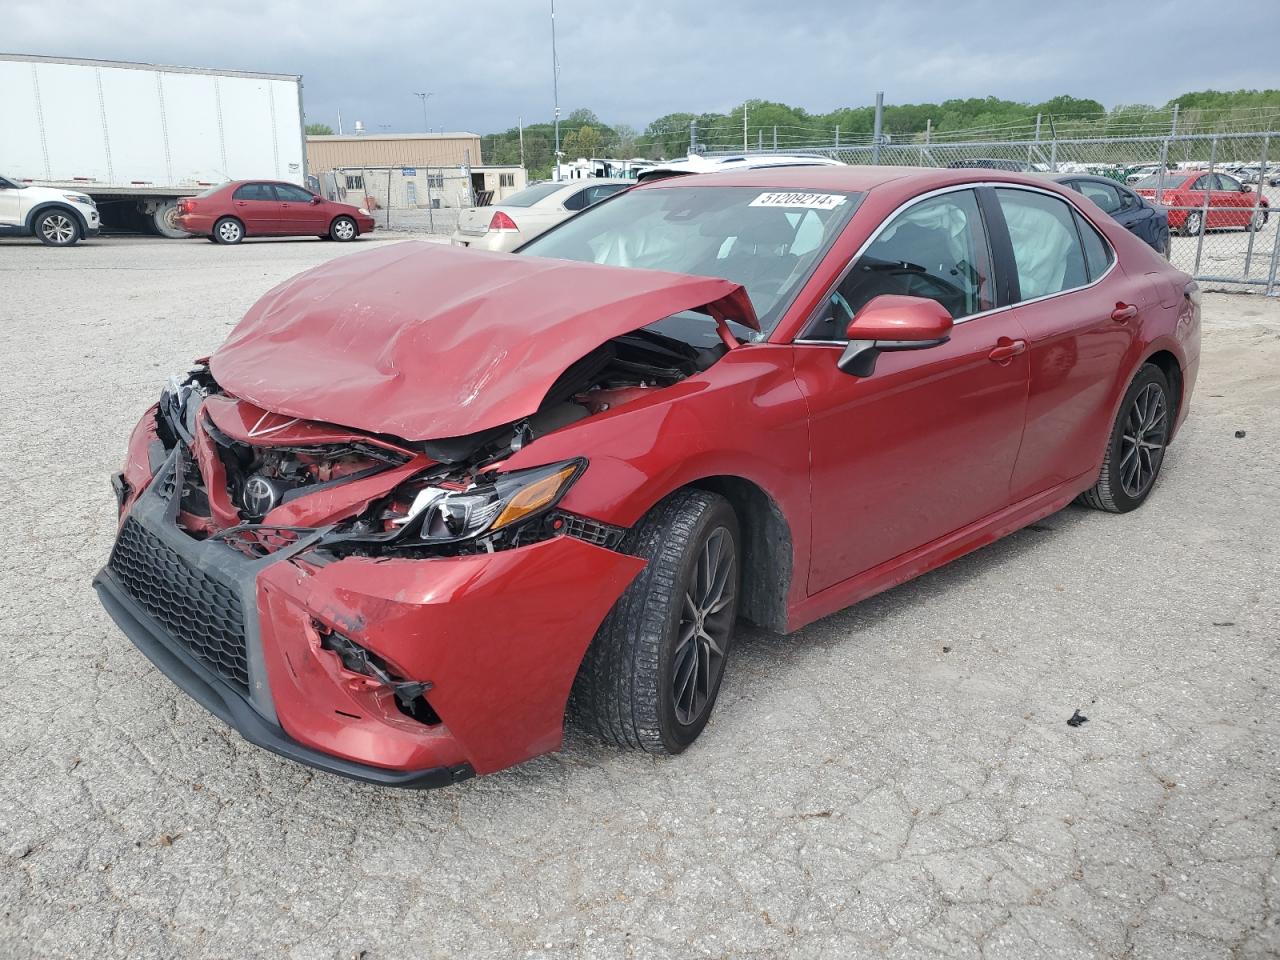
[
  {"x1": 151, "y1": 201, "x2": 189, "y2": 238},
  {"x1": 1077, "y1": 364, "x2": 1172, "y2": 513},
  {"x1": 329, "y1": 216, "x2": 357, "y2": 241},
  {"x1": 1182, "y1": 211, "x2": 1204, "y2": 236},
  {"x1": 34, "y1": 208, "x2": 82, "y2": 246},
  {"x1": 212, "y1": 217, "x2": 244, "y2": 244},
  {"x1": 1248, "y1": 209, "x2": 1266, "y2": 232},
  {"x1": 572, "y1": 490, "x2": 740, "y2": 754}
]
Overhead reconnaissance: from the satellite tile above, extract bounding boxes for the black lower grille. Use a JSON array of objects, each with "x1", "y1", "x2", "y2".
[
  {"x1": 108, "y1": 517, "x2": 250, "y2": 692},
  {"x1": 557, "y1": 512, "x2": 626, "y2": 549}
]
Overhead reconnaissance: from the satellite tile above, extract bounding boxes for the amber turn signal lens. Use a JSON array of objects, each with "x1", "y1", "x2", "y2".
[{"x1": 491, "y1": 464, "x2": 578, "y2": 531}]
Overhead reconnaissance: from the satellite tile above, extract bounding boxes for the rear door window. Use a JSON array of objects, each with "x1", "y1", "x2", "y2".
[
  {"x1": 1074, "y1": 211, "x2": 1114, "y2": 281},
  {"x1": 233, "y1": 183, "x2": 277, "y2": 201},
  {"x1": 994, "y1": 188, "x2": 1088, "y2": 300},
  {"x1": 1074, "y1": 180, "x2": 1123, "y2": 214}
]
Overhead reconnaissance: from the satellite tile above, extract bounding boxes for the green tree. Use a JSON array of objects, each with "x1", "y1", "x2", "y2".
[{"x1": 305, "y1": 123, "x2": 334, "y2": 136}]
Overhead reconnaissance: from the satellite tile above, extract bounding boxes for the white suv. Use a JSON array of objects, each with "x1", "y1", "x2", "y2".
[{"x1": 0, "y1": 174, "x2": 100, "y2": 246}]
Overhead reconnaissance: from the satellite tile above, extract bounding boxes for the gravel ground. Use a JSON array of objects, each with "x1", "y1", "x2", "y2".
[{"x1": 1, "y1": 235, "x2": 1278, "y2": 960}]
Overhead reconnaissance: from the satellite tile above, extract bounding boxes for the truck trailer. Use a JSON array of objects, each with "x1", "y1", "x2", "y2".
[{"x1": 0, "y1": 53, "x2": 306, "y2": 237}]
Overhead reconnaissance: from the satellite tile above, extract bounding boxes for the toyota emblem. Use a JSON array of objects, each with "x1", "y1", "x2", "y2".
[{"x1": 242, "y1": 474, "x2": 280, "y2": 519}]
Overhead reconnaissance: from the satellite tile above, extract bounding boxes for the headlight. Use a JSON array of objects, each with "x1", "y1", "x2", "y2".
[
  {"x1": 394, "y1": 459, "x2": 585, "y2": 544},
  {"x1": 62, "y1": 193, "x2": 94, "y2": 206},
  {"x1": 357, "y1": 207, "x2": 370, "y2": 215}
]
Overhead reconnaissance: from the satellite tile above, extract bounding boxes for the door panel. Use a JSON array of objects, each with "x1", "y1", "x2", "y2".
[
  {"x1": 275, "y1": 183, "x2": 326, "y2": 233},
  {"x1": 796, "y1": 316, "x2": 1030, "y2": 594},
  {"x1": 231, "y1": 183, "x2": 279, "y2": 235}
]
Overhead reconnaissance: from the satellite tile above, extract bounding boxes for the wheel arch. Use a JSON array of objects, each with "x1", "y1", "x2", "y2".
[
  {"x1": 25, "y1": 201, "x2": 89, "y2": 234},
  {"x1": 214, "y1": 214, "x2": 245, "y2": 237},
  {"x1": 330, "y1": 213, "x2": 359, "y2": 235},
  {"x1": 1143, "y1": 348, "x2": 1183, "y2": 426},
  {"x1": 680, "y1": 475, "x2": 793, "y2": 634}
]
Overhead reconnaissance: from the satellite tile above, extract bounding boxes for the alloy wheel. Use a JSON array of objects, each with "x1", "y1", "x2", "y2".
[
  {"x1": 218, "y1": 220, "x2": 242, "y2": 242},
  {"x1": 1250, "y1": 210, "x2": 1266, "y2": 231},
  {"x1": 1119, "y1": 382, "x2": 1168, "y2": 498},
  {"x1": 1185, "y1": 212, "x2": 1203, "y2": 236},
  {"x1": 671, "y1": 526, "x2": 736, "y2": 726},
  {"x1": 334, "y1": 218, "x2": 356, "y2": 240},
  {"x1": 42, "y1": 214, "x2": 75, "y2": 244}
]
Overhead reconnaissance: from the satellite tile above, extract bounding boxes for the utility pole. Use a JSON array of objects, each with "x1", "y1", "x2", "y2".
[
  {"x1": 872, "y1": 91, "x2": 884, "y2": 165},
  {"x1": 413, "y1": 92, "x2": 433, "y2": 133},
  {"x1": 743, "y1": 103, "x2": 748, "y2": 152},
  {"x1": 337, "y1": 107, "x2": 344, "y2": 136},
  {"x1": 518, "y1": 116, "x2": 526, "y2": 169},
  {"x1": 551, "y1": 0, "x2": 561, "y2": 180}
]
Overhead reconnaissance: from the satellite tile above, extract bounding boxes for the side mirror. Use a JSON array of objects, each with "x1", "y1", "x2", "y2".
[
  {"x1": 837, "y1": 295, "x2": 954, "y2": 377},
  {"x1": 310, "y1": 195, "x2": 323, "y2": 204},
  {"x1": 1242, "y1": 184, "x2": 1253, "y2": 193}
]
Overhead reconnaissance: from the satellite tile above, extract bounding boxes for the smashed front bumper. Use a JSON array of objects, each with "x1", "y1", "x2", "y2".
[{"x1": 95, "y1": 451, "x2": 645, "y2": 787}]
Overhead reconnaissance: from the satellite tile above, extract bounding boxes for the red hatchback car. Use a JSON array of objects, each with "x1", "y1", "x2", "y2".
[
  {"x1": 96, "y1": 167, "x2": 1200, "y2": 787},
  {"x1": 1134, "y1": 170, "x2": 1269, "y2": 235},
  {"x1": 175, "y1": 180, "x2": 376, "y2": 244}
]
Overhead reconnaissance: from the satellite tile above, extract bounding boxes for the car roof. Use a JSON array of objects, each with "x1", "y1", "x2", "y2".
[{"x1": 633, "y1": 164, "x2": 1064, "y2": 196}]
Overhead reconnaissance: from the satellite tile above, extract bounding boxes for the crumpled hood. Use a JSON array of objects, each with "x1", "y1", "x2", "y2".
[{"x1": 210, "y1": 242, "x2": 757, "y2": 441}]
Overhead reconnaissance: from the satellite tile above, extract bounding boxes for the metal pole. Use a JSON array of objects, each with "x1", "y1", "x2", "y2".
[
  {"x1": 1192, "y1": 136, "x2": 1218, "y2": 276},
  {"x1": 426, "y1": 167, "x2": 434, "y2": 233},
  {"x1": 872, "y1": 91, "x2": 884, "y2": 165},
  {"x1": 413, "y1": 92, "x2": 432, "y2": 132},
  {"x1": 387, "y1": 168, "x2": 393, "y2": 230},
  {"x1": 551, "y1": 0, "x2": 561, "y2": 180},
  {"x1": 758, "y1": 129, "x2": 762, "y2": 151},
  {"x1": 1242, "y1": 135, "x2": 1268, "y2": 276},
  {"x1": 835, "y1": 125, "x2": 840, "y2": 149},
  {"x1": 518, "y1": 116, "x2": 525, "y2": 170},
  {"x1": 773, "y1": 125, "x2": 777, "y2": 151},
  {"x1": 689, "y1": 118, "x2": 697, "y2": 155},
  {"x1": 925, "y1": 118, "x2": 931, "y2": 144},
  {"x1": 1170, "y1": 103, "x2": 1179, "y2": 137},
  {"x1": 1266, "y1": 194, "x2": 1280, "y2": 295},
  {"x1": 743, "y1": 104, "x2": 747, "y2": 152},
  {"x1": 1030, "y1": 113, "x2": 1041, "y2": 164},
  {"x1": 1049, "y1": 139, "x2": 1058, "y2": 172}
]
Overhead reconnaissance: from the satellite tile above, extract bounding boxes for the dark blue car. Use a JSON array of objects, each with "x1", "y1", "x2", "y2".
[{"x1": 1052, "y1": 174, "x2": 1170, "y2": 258}]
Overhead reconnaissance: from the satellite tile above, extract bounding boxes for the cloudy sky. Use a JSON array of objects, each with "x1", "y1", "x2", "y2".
[{"x1": 7, "y1": 0, "x2": 1277, "y2": 135}]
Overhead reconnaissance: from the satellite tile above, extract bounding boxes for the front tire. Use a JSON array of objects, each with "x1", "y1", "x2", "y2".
[
  {"x1": 35, "y1": 208, "x2": 82, "y2": 246},
  {"x1": 572, "y1": 490, "x2": 741, "y2": 754},
  {"x1": 212, "y1": 217, "x2": 244, "y2": 244},
  {"x1": 1248, "y1": 209, "x2": 1266, "y2": 232},
  {"x1": 330, "y1": 216, "x2": 357, "y2": 241},
  {"x1": 1078, "y1": 364, "x2": 1172, "y2": 513},
  {"x1": 1182, "y1": 211, "x2": 1204, "y2": 236}
]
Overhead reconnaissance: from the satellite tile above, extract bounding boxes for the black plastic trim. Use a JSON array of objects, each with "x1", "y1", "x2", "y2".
[{"x1": 94, "y1": 569, "x2": 474, "y2": 790}]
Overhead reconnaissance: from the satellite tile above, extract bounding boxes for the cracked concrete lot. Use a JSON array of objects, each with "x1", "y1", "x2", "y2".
[{"x1": 1, "y1": 234, "x2": 1277, "y2": 960}]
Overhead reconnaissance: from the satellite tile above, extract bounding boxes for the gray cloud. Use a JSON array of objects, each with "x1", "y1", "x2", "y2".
[{"x1": 7, "y1": 0, "x2": 1278, "y2": 135}]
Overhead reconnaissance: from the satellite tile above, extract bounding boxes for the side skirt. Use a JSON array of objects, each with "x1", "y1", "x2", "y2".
[{"x1": 785, "y1": 472, "x2": 1094, "y2": 633}]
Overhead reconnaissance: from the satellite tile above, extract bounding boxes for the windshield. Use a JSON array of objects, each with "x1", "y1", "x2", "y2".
[
  {"x1": 1134, "y1": 173, "x2": 1180, "y2": 189},
  {"x1": 494, "y1": 182, "x2": 566, "y2": 207},
  {"x1": 518, "y1": 185, "x2": 863, "y2": 333},
  {"x1": 195, "y1": 182, "x2": 230, "y2": 198},
  {"x1": 0, "y1": 175, "x2": 25, "y2": 189}
]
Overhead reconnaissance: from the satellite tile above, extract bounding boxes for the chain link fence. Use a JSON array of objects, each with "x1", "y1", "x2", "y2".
[
  {"x1": 320, "y1": 165, "x2": 492, "y2": 236},
  {"x1": 710, "y1": 132, "x2": 1280, "y2": 294}
]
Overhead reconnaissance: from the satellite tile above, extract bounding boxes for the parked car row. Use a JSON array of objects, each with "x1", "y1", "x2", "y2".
[
  {"x1": 0, "y1": 175, "x2": 376, "y2": 247},
  {"x1": 1132, "y1": 171, "x2": 1269, "y2": 235}
]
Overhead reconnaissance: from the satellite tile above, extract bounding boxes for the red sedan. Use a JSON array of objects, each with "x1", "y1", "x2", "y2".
[
  {"x1": 96, "y1": 167, "x2": 1200, "y2": 787},
  {"x1": 175, "y1": 180, "x2": 376, "y2": 244},
  {"x1": 1134, "y1": 170, "x2": 1269, "y2": 235}
]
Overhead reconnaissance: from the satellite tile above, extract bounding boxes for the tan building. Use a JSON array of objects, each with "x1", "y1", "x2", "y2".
[{"x1": 306, "y1": 133, "x2": 484, "y2": 178}]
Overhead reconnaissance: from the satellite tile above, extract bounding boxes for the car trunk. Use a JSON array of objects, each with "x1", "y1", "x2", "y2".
[{"x1": 456, "y1": 206, "x2": 498, "y2": 237}]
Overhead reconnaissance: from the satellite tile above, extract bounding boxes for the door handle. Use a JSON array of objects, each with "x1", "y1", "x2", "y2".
[
  {"x1": 988, "y1": 338, "x2": 1026, "y2": 363},
  {"x1": 1111, "y1": 303, "x2": 1138, "y2": 321},
  {"x1": 235, "y1": 201, "x2": 248, "y2": 207}
]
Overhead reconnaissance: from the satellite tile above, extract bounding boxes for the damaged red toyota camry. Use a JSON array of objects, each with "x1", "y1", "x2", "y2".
[{"x1": 96, "y1": 167, "x2": 1200, "y2": 787}]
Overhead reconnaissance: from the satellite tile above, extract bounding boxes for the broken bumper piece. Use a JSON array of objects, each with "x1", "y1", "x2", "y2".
[{"x1": 93, "y1": 453, "x2": 645, "y2": 786}]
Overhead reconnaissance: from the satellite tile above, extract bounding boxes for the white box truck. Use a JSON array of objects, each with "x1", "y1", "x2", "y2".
[{"x1": 0, "y1": 53, "x2": 306, "y2": 237}]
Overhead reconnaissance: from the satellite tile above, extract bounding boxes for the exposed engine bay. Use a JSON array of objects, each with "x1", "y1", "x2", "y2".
[{"x1": 151, "y1": 321, "x2": 727, "y2": 559}]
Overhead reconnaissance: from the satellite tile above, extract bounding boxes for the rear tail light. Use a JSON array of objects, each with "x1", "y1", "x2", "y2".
[
  {"x1": 488, "y1": 210, "x2": 519, "y2": 233},
  {"x1": 180, "y1": 199, "x2": 195, "y2": 213}
]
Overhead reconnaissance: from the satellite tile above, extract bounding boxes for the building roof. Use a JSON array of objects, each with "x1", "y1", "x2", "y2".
[{"x1": 307, "y1": 133, "x2": 480, "y2": 142}]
